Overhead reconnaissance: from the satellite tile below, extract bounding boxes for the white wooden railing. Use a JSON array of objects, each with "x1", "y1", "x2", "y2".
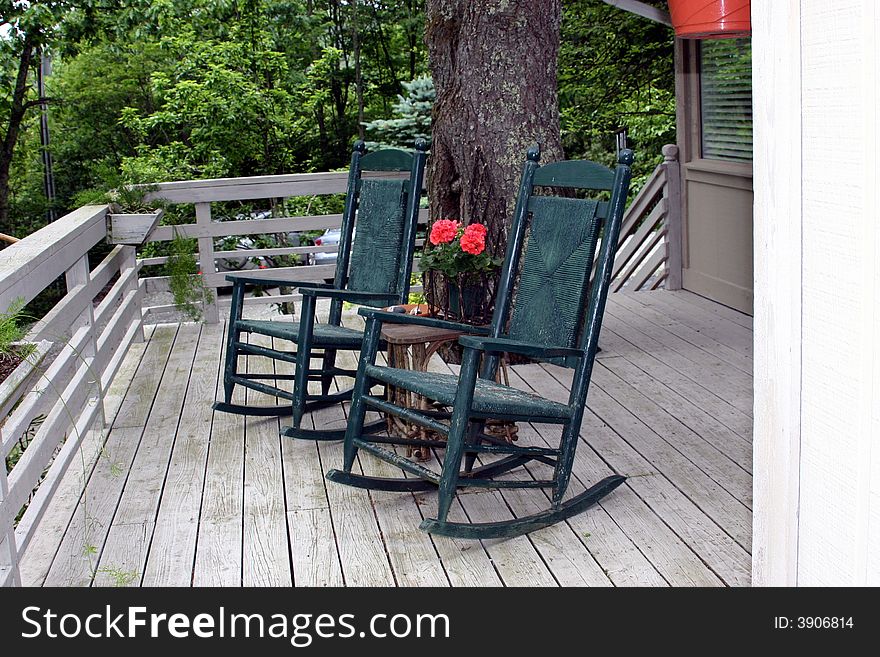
[
  {"x1": 0, "y1": 206, "x2": 142, "y2": 587},
  {"x1": 141, "y1": 170, "x2": 426, "y2": 323},
  {"x1": 608, "y1": 144, "x2": 682, "y2": 292}
]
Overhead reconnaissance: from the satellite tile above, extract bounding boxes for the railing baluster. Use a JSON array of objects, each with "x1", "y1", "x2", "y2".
[
  {"x1": 195, "y1": 202, "x2": 220, "y2": 323},
  {"x1": 64, "y1": 254, "x2": 105, "y2": 427},
  {"x1": 663, "y1": 144, "x2": 683, "y2": 290},
  {"x1": 121, "y1": 245, "x2": 144, "y2": 342},
  {"x1": 0, "y1": 466, "x2": 22, "y2": 586}
]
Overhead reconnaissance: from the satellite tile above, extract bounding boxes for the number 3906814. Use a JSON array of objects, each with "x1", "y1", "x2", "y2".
[{"x1": 797, "y1": 617, "x2": 853, "y2": 629}]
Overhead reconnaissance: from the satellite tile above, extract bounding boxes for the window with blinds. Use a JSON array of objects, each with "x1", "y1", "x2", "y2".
[{"x1": 700, "y1": 39, "x2": 753, "y2": 162}]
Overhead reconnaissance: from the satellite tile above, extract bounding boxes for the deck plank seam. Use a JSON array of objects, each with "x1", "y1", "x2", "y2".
[
  {"x1": 602, "y1": 326, "x2": 753, "y2": 436},
  {"x1": 189, "y1": 321, "x2": 228, "y2": 586}
]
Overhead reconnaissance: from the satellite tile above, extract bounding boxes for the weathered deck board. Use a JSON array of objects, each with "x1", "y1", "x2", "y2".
[
  {"x1": 604, "y1": 307, "x2": 754, "y2": 416},
  {"x1": 599, "y1": 327, "x2": 752, "y2": 440},
  {"x1": 241, "y1": 333, "x2": 292, "y2": 586},
  {"x1": 521, "y1": 364, "x2": 751, "y2": 586},
  {"x1": 599, "y1": 355, "x2": 752, "y2": 472},
  {"x1": 591, "y1": 363, "x2": 753, "y2": 508},
  {"x1": 672, "y1": 290, "x2": 753, "y2": 329},
  {"x1": 647, "y1": 291, "x2": 754, "y2": 342},
  {"x1": 43, "y1": 324, "x2": 178, "y2": 586},
  {"x1": 510, "y1": 365, "x2": 735, "y2": 586},
  {"x1": 141, "y1": 323, "x2": 224, "y2": 586},
  {"x1": 502, "y1": 371, "x2": 669, "y2": 588},
  {"x1": 94, "y1": 323, "x2": 201, "y2": 586},
  {"x1": 274, "y1": 337, "x2": 346, "y2": 587},
  {"x1": 611, "y1": 293, "x2": 753, "y2": 375},
  {"x1": 192, "y1": 330, "x2": 246, "y2": 586},
  {"x1": 28, "y1": 292, "x2": 754, "y2": 587}
]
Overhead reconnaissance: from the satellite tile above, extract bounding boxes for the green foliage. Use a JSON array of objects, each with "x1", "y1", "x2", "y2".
[
  {"x1": 0, "y1": 297, "x2": 28, "y2": 355},
  {"x1": 2, "y1": 0, "x2": 676, "y2": 253},
  {"x1": 96, "y1": 567, "x2": 139, "y2": 587},
  {"x1": 407, "y1": 272, "x2": 425, "y2": 305},
  {"x1": 365, "y1": 76, "x2": 434, "y2": 150},
  {"x1": 3, "y1": 0, "x2": 429, "y2": 241},
  {"x1": 167, "y1": 230, "x2": 213, "y2": 321},
  {"x1": 559, "y1": 0, "x2": 675, "y2": 187}
]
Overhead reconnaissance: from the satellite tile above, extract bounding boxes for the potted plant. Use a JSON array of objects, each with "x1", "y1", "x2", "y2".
[
  {"x1": 667, "y1": 0, "x2": 751, "y2": 39},
  {"x1": 105, "y1": 184, "x2": 165, "y2": 245},
  {"x1": 420, "y1": 219, "x2": 501, "y2": 326}
]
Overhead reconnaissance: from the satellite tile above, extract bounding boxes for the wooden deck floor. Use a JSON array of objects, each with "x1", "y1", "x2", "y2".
[{"x1": 20, "y1": 290, "x2": 754, "y2": 587}]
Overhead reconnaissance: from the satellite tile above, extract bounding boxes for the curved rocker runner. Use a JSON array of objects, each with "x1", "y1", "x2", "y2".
[{"x1": 326, "y1": 146, "x2": 635, "y2": 539}]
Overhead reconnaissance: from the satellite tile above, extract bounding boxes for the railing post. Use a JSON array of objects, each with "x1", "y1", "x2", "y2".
[
  {"x1": 0, "y1": 456, "x2": 21, "y2": 586},
  {"x1": 662, "y1": 144, "x2": 683, "y2": 291},
  {"x1": 65, "y1": 254, "x2": 105, "y2": 426},
  {"x1": 121, "y1": 245, "x2": 144, "y2": 342},
  {"x1": 65, "y1": 254, "x2": 96, "y2": 357},
  {"x1": 195, "y1": 202, "x2": 220, "y2": 324}
]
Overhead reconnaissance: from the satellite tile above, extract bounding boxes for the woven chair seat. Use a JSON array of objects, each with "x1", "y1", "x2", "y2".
[
  {"x1": 365, "y1": 365, "x2": 571, "y2": 421},
  {"x1": 238, "y1": 319, "x2": 367, "y2": 347}
]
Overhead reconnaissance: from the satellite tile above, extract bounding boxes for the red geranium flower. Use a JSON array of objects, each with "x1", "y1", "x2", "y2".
[
  {"x1": 460, "y1": 223, "x2": 487, "y2": 255},
  {"x1": 429, "y1": 219, "x2": 460, "y2": 245}
]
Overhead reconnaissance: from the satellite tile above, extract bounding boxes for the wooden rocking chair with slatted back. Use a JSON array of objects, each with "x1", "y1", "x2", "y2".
[
  {"x1": 213, "y1": 139, "x2": 427, "y2": 442},
  {"x1": 326, "y1": 146, "x2": 634, "y2": 539}
]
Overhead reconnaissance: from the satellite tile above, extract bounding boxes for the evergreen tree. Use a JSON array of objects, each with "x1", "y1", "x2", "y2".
[{"x1": 364, "y1": 76, "x2": 434, "y2": 150}]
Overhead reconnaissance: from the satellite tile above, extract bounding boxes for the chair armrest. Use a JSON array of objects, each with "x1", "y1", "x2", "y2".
[
  {"x1": 357, "y1": 307, "x2": 491, "y2": 334},
  {"x1": 225, "y1": 273, "x2": 334, "y2": 289},
  {"x1": 458, "y1": 335, "x2": 584, "y2": 359},
  {"x1": 299, "y1": 288, "x2": 399, "y2": 304}
]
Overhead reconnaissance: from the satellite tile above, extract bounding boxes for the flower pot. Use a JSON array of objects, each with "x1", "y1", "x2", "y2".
[
  {"x1": 0, "y1": 341, "x2": 52, "y2": 421},
  {"x1": 446, "y1": 280, "x2": 482, "y2": 320},
  {"x1": 107, "y1": 209, "x2": 164, "y2": 245},
  {"x1": 423, "y1": 270, "x2": 497, "y2": 326},
  {"x1": 667, "y1": 0, "x2": 751, "y2": 39}
]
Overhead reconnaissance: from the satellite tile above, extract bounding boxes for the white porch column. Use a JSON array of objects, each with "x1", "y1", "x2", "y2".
[{"x1": 752, "y1": 0, "x2": 880, "y2": 586}]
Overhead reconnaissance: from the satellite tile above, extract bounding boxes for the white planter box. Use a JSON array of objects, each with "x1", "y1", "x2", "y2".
[
  {"x1": 0, "y1": 340, "x2": 52, "y2": 420},
  {"x1": 107, "y1": 209, "x2": 164, "y2": 245}
]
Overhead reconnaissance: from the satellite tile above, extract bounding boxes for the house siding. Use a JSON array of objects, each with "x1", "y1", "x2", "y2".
[{"x1": 753, "y1": 0, "x2": 880, "y2": 585}]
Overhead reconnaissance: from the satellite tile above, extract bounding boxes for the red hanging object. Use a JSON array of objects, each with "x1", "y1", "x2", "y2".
[{"x1": 667, "y1": 0, "x2": 751, "y2": 39}]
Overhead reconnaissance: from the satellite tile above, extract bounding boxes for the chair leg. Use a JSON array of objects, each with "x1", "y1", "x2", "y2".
[
  {"x1": 291, "y1": 295, "x2": 317, "y2": 431},
  {"x1": 321, "y1": 348, "x2": 337, "y2": 396},
  {"x1": 223, "y1": 282, "x2": 245, "y2": 403},
  {"x1": 342, "y1": 317, "x2": 384, "y2": 472},
  {"x1": 552, "y1": 421, "x2": 580, "y2": 507},
  {"x1": 435, "y1": 347, "x2": 480, "y2": 523}
]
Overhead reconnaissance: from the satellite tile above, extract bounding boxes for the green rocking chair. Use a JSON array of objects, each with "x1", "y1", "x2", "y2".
[
  {"x1": 326, "y1": 146, "x2": 634, "y2": 539},
  {"x1": 214, "y1": 139, "x2": 428, "y2": 442}
]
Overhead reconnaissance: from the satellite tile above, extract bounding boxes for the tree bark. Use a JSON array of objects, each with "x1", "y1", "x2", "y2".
[
  {"x1": 0, "y1": 34, "x2": 37, "y2": 231},
  {"x1": 425, "y1": 0, "x2": 563, "y2": 259}
]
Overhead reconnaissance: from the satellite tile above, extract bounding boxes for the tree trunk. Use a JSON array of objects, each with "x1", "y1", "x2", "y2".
[
  {"x1": 425, "y1": 0, "x2": 563, "y2": 261},
  {"x1": 0, "y1": 34, "x2": 37, "y2": 231}
]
